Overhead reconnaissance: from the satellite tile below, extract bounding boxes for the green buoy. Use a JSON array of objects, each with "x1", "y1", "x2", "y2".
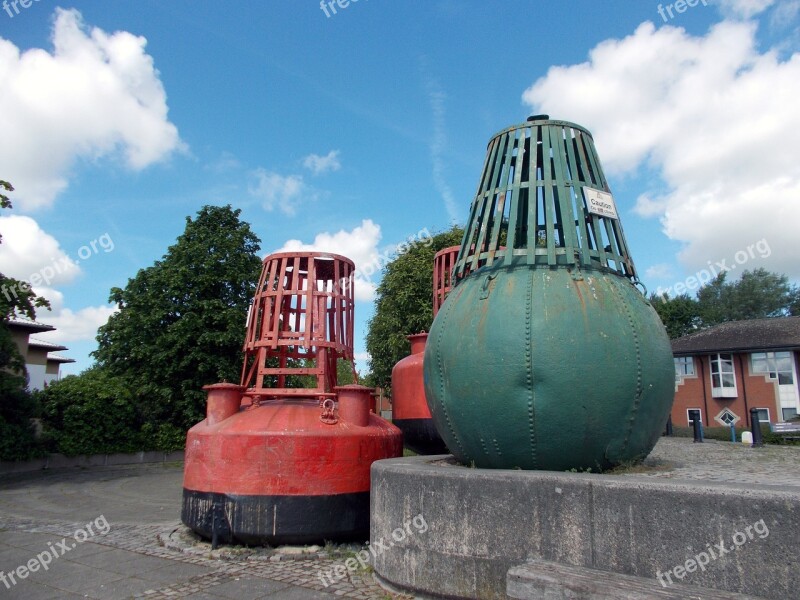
[{"x1": 423, "y1": 117, "x2": 674, "y2": 471}]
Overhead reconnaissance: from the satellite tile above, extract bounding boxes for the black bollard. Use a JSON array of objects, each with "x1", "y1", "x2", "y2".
[
  {"x1": 692, "y1": 417, "x2": 703, "y2": 443},
  {"x1": 665, "y1": 415, "x2": 674, "y2": 437},
  {"x1": 750, "y1": 408, "x2": 764, "y2": 448}
]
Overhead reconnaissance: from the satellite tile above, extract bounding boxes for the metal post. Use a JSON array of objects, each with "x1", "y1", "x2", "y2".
[
  {"x1": 750, "y1": 408, "x2": 764, "y2": 448},
  {"x1": 730, "y1": 422, "x2": 736, "y2": 443},
  {"x1": 692, "y1": 417, "x2": 703, "y2": 443},
  {"x1": 665, "y1": 415, "x2": 673, "y2": 437}
]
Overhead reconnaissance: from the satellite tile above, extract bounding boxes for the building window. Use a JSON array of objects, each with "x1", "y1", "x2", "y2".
[
  {"x1": 782, "y1": 408, "x2": 798, "y2": 421},
  {"x1": 687, "y1": 408, "x2": 702, "y2": 426},
  {"x1": 716, "y1": 408, "x2": 739, "y2": 427},
  {"x1": 674, "y1": 356, "x2": 694, "y2": 377},
  {"x1": 753, "y1": 408, "x2": 770, "y2": 423},
  {"x1": 751, "y1": 351, "x2": 794, "y2": 385},
  {"x1": 710, "y1": 353, "x2": 737, "y2": 398}
]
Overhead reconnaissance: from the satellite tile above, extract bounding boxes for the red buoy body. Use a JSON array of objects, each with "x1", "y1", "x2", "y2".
[
  {"x1": 182, "y1": 252, "x2": 402, "y2": 545},
  {"x1": 391, "y1": 333, "x2": 447, "y2": 454},
  {"x1": 183, "y1": 387, "x2": 401, "y2": 545},
  {"x1": 390, "y1": 246, "x2": 459, "y2": 455}
]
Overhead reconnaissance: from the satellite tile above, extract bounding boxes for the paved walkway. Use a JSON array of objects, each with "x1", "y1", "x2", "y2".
[
  {"x1": 0, "y1": 464, "x2": 396, "y2": 599},
  {"x1": 635, "y1": 436, "x2": 800, "y2": 489},
  {"x1": 1, "y1": 437, "x2": 798, "y2": 599}
]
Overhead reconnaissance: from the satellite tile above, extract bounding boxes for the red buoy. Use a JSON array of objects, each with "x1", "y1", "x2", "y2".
[
  {"x1": 390, "y1": 246, "x2": 459, "y2": 454},
  {"x1": 182, "y1": 252, "x2": 402, "y2": 545}
]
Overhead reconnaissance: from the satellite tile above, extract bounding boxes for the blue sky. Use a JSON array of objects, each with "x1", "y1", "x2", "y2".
[{"x1": 1, "y1": 0, "x2": 798, "y2": 376}]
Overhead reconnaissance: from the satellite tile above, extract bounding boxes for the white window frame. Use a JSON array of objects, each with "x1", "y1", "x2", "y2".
[
  {"x1": 715, "y1": 408, "x2": 739, "y2": 427},
  {"x1": 751, "y1": 351, "x2": 794, "y2": 384},
  {"x1": 687, "y1": 408, "x2": 702, "y2": 427},
  {"x1": 753, "y1": 408, "x2": 770, "y2": 424},
  {"x1": 710, "y1": 353, "x2": 737, "y2": 398},
  {"x1": 674, "y1": 356, "x2": 695, "y2": 377}
]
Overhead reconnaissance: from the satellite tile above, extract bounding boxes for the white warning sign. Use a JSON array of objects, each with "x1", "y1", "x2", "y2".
[{"x1": 584, "y1": 187, "x2": 618, "y2": 220}]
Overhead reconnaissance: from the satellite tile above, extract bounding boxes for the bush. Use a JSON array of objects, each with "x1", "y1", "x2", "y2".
[
  {"x1": 0, "y1": 381, "x2": 45, "y2": 461},
  {"x1": 141, "y1": 422, "x2": 187, "y2": 453},
  {"x1": 38, "y1": 367, "x2": 148, "y2": 456}
]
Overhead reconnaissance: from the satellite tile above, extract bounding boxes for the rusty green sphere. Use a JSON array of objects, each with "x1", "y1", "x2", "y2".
[{"x1": 423, "y1": 266, "x2": 674, "y2": 471}]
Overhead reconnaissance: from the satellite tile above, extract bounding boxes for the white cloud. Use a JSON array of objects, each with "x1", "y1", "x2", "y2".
[
  {"x1": 353, "y1": 351, "x2": 371, "y2": 373},
  {"x1": 426, "y1": 78, "x2": 460, "y2": 224},
  {"x1": 0, "y1": 8, "x2": 184, "y2": 210},
  {"x1": 717, "y1": 0, "x2": 775, "y2": 18},
  {"x1": 522, "y1": 20, "x2": 800, "y2": 280},
  {"x1": 303, "y1": 150, "x2": 341, "y2": 175},
  {"x1": 30, "y1": 288, "x2": 116, "y2": 344},
  {"x1": 206, "y1": 151, "x2": 241, "y2": 173},
  {"x1": 249, "y1": 169, "x2": 306, "y2": 215},
  {"x1": 0, "y1": 215, "x2": 80, "y2": 286},
  {"x1": 645, "y1": 263, "x2": 675, "y2": 280},
  {"x1": 273, "y1": 219, "x2": 383, "y2": 301}
]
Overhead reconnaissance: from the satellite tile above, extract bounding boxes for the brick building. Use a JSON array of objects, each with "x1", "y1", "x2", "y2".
[{"x1": 671, "y1": 317, "x2": 800, "y2": 428}]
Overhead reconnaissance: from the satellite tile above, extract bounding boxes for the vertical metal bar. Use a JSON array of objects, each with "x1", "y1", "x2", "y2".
[
  {"x1": 504, "y1": 131, "x2": 527, "y2": 257},
  {"x1": 563, "y1": 131, "x2": 592, "y2": 267},
  {"x1": 526, "y1": 126, "x2": 541, "y2": 265},
  {"x1": 541, "y1": 127, "x2": 557, "y2": 266},
  {"x1": 549, "y1": 125, "x2": 577, "y2": 264}
]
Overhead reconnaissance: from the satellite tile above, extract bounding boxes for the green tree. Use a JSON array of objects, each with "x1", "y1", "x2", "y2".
[
  {"x1": 697, "y1": 268, "x2": 797, "y2": 326},
  {"x1": 0, "y1": 180, "x2": 50, "y2": 460},
  {"x1": 37, "y1": 367, "x2": 142, "y2": 455},
  {"x1": 93, "y1": 205, "x2": 262, "y2": 430},
  {"x1": 365, "y1": 226, "x2": 464, "y2": 392},
  {"x1": 649, "y1": 293, "x2": 700, "y2": 339}
]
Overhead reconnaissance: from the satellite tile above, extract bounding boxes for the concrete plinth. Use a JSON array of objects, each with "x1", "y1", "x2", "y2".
[{"x1": 370, "y1": 448, "x2": 799, "y2": 600}]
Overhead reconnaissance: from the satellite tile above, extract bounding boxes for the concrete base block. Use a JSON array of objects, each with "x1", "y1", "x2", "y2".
[
  {"x1": 507, "y1": 560, "x2": 761, "y2": 599},
  {"x1": 371, "y1": 455, "x2": 798, "y2": 600}
]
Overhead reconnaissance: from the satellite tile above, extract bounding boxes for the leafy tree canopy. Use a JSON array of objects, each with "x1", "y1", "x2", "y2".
[
  {"x1": 696, "y1": 268, "x2": 798, "y2": 324},
  {"x1": 649, "y1": 292, "x2": 700, "y2": 339},
  {"x1": 93, "y1": 205, "x2": 262, "y2": 428},
  {"x1": 365, "y1": 225, "x2": 464, "y2": 392},
  {"x1": 652, "y1": 268, "x2": 799, "y2": 339},
  {"x1": 0, "y1": 180, "x2": 49, "y2": 460}
]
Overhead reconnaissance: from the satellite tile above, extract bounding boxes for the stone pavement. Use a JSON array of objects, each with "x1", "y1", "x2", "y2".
[
  {"x1": 632, "y1": 436, "x2": 800, "y2": 489},
  {"x1": 1, "y1": 437, "x2": 798, "y2": 599},
  {"x1": 0, "y1": 464, "x2": 403, "y2": 599}
]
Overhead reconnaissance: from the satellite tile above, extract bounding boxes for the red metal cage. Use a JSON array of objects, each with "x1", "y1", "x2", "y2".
[
  {"x1": 240, "y1": 251, "x2": 355, "y2": 398},
  {"x1": 433, "y1": 246, "x2": 460, "y2": 316}
]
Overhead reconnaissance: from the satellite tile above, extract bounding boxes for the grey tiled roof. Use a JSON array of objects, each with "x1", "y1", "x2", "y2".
[
  {"x1": 672, "y1": 316, "x2": 800, "y2": 355},
  {"x1": 28, "y1": 337, "x2": 68, "y2": 352},
  {"x1": 7, "y1": 317, "x2": 55, "y2": 333}
]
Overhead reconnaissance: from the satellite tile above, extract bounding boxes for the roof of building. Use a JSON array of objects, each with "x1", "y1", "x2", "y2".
[
  {"x1": 7, "y1": 317, "x2": 56, "y2": 334},
  {"x1": 672, "y1": 316, "x2": 800, "y2": 355},
  {"x1": 47, "y1": 354, "x2": 76, "y2": 364},
  {"x1": 28, "y1": 337, "x2": 69, "y2": 352}
]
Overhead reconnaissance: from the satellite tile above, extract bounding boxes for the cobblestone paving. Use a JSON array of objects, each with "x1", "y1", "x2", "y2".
[
  {"x1": 0, "y1": 514, "x2": 407, "y2": 599},
  {"x1": 2, "y1": 437, "x2": 797, "y2": 599},
  {"x1": 631, "y1": 437, "x2": 800, "y2": 488}
]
